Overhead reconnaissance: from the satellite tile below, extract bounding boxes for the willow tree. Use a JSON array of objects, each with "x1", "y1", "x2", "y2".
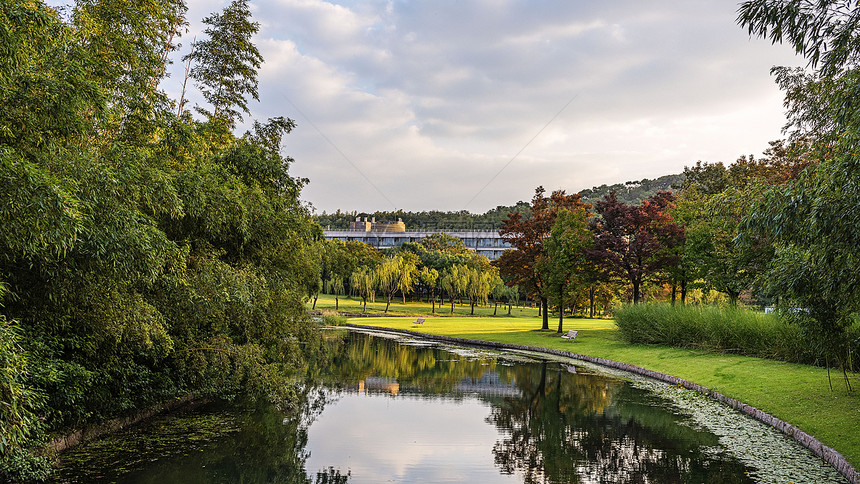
[
  {"x1": 350, "y1": 267, "x2": 376, "y2": 313},
  {"x1": 418, "y1": 267, "x2": 440, "y2": 313},
  {"x1": 375, "y1": 254, "x2": 418, "y2": 313}
]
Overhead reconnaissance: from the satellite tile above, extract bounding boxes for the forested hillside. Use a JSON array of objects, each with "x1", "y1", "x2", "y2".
[
  {"x1": 316, "y1": 173, "x2": 683, "y2": 230},
  {"x1": 0, "y1": 1, "x2": 324, "y2": 479}
]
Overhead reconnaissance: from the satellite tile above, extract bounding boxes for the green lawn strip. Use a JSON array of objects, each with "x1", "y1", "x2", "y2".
[
  {"x1": 347, "y1": 315, "x2": 860, "y2": 470},
  {"x1": 309, "y1": 293, "x2": 540, "y2": 319}
]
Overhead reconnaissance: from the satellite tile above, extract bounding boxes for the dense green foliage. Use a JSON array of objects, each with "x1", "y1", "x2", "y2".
[
  {"x1": 0, "y1": 1, "x2": 322, "y2": 478},
  {"x1": 737, "y1": 0, "x2": 860, "y2": 386}
]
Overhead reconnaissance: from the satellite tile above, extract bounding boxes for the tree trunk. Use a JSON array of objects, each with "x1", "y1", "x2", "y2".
[
  {"x1": 541, "y1": 297, "x2": 549, "y2": 330},
  {"x1": 671, "y1": 284, "x2": 677, "y2": 305},
  {"x1": 557, "y1": 286, "x2": 564, "y2": 333},
  {"x1": 335, "y1": 296, "x2": 339, "y2": 311},
  {"x1": 493, "y1": 299, "x2": 498, "y2": 316},
  {"x1": 470, "y1": 299, "x2": 476, "y2": 315},
  {"x1": 313, "y1": 295, "x2": 318, "y2": 310},
  {"x1": 681, "y1": 280, "x2": 688, "y2": 305},
  {"x1": 728, "y1": 290, "x2": 740, "y2": 307},
  {"x1": 385, "y1": 293, "x2": 393, "y2": 313},
  {"x1": 431, "y1": 290, "x2": 436, "y2": 314},
  {"x1": 589, "y1": 286, "x2": 596, "y2": 319},
  {"x1": 632, "y1": 279, "x2": 641, "y2": 304},
  {"x1": 508, "y1": 302, "x2": 512, "y2": 315}
]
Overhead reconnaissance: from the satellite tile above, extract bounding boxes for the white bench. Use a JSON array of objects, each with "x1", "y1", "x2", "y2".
[
  {"x1": 413, "y1": 318, "x2": 425, "y2": 325},
  {"x1": 561, "y1": 330, "x2": 578, "y2": 340}
]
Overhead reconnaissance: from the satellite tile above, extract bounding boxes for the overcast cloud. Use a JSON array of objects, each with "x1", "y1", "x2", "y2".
[{"x1": 166, "y1": 0, "x2": 804, "y2": 214}]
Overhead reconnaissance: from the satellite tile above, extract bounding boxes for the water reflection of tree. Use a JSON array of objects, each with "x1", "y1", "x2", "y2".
[
  {"x1": 72, "y1": 333, "x2": 354, "y2": 484},
  {"x1": 325, "y1": 332, "x2": 496, "y2": 394},
  {"x1": 184, "y1": 335, "x2": 354, "y2": 484},
  {"x1": 488, "y1": 363, "x2": 754, "y2": 483}
]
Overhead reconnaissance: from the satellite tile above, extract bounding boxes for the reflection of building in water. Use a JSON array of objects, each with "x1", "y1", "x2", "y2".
[
  {"x1": 354, "y1": 377, "x2": 400, "y2": 396},
  {"x1": 454, "y1": 371, "x2": 521, "y2": 398}
]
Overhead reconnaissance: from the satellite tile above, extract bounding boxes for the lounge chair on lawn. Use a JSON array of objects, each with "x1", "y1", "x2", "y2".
[{"x1": 561, "y1": 330, "x2": 577, "y2": 340}]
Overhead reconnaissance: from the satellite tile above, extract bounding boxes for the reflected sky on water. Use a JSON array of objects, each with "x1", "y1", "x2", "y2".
[{"x1": 306, "y1": 395, "x2": 516, "y2": 483}]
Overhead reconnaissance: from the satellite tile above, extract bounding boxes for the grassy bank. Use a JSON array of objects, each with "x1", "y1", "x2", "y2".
[{"x1": 343, "y1": 314, "x2": 860, "y2": 470}]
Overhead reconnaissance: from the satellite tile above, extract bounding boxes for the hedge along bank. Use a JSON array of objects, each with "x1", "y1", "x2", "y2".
[{"x1": 344, "y1": 323, "x2": 859, "y2": 484}]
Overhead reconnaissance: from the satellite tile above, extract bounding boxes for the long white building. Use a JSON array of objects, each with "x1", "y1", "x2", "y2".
[{"x1": 323, "y1": 217, "x2": 510, "y2": 260}]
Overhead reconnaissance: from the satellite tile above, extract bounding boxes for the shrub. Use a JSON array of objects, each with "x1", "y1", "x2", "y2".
[{"x1": 614, "y1": 303, "x2": 816, "y2": 364}]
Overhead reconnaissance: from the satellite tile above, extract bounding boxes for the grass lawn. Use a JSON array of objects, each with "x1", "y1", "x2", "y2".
[
  {"x1": 336, "y1": 307, "x2": 860, "y2": 471},
  {"x1": 309, "y1": 293, "x2": 542, "y2": 319}
]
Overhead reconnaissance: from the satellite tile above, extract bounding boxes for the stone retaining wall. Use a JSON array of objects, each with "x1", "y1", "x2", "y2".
[
  {"x1": 345, "y1": 323, "x2": 859, "y2": 484},
  {"x1": 47, "y1": 394, "x2": 202, "y2": 453}
]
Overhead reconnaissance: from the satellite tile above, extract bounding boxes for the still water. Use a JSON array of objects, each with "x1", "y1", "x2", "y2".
[{"x1": 57, "y1": 329, "x2": 845, "y2": 483}]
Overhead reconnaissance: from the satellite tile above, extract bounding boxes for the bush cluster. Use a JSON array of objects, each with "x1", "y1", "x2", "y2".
[{"x1": 614, "y1": 304, "x2": 821, "y2": 364}]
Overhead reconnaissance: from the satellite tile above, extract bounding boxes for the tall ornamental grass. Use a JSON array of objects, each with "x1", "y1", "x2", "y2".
[{"x1": 614, "y1": 304, "x2": 817, "y2": 364}]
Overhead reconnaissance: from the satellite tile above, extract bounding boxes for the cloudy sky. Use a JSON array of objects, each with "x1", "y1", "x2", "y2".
[{"x1": 166, "y1": 0, "x2": 804, "y2": 214}]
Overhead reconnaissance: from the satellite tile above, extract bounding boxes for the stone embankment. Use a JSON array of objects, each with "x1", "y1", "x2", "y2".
[{"x1": 48, "y1": 395, "x2": 203, "y2": 453}]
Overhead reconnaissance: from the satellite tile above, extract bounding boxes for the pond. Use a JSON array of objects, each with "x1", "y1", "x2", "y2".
[{"x1": 56, "y1": 329, "x2": 846, "y2": 483}]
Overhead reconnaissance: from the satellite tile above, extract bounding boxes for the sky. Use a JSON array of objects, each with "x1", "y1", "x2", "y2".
[{"x1": 164, "y1": 1, "x2": 805, "y2": 214}]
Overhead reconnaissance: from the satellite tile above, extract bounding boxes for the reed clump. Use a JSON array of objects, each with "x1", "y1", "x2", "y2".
[{"x1": 614, "y1": 303, "x2": 820, "y2": 364}]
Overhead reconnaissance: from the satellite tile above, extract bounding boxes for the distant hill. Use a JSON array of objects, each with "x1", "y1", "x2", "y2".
[
  {"x1": 577, "y1": 173, "x2": 684, "y2": 206},
  {"x1": 315, "y1": 173, "x2": 684, "y2": 230}
]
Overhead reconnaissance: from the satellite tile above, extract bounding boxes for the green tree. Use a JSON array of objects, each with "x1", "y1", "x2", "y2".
[
  {"x1": 0, "y1": 316, "x2": 43, "y2": 465},
  {"x1": 489, "y1": 271, "x2": 507, "y2": 316},
  {"x1": 463, "y1": 265, "x2": 494, "y2": 315},
  {"x1": 440, "y1": 266, "x2": 463, "y2": 314},
  {"x1": 738, "y1": 0, "x2": 860, "y2": 77},
  {"x1": 496, "y1": 187, "x2": 590, "y2": 329},
  {"x1": 417, "y1": 267, "x2": 440, "y2": 313},
  {"x1": 188, "y1": 0, "x2": 263, "y2": 126},
  {"x1": 0, "y1": 2, "x2": 323, "y2": 476},
  {"x1": 739, "y1": 0, "x2": 860, "y2": 388},
  {"x1": 542, "y1": 207, "x2": 593, "y2": 332}
]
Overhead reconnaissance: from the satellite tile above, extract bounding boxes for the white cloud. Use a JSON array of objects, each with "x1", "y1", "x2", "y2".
[{"x1": 164, "y1": 0, "x2": 805, "y2": 213}]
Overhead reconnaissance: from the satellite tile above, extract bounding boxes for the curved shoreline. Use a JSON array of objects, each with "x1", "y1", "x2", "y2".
[{"x1": 345, "y1": 322, "x2": 859, "y2": 484}]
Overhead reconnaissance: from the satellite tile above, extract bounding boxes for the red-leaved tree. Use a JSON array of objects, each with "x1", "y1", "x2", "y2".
[{"x1": 588, "y1": 191, "x2": 684, "y2": 304}]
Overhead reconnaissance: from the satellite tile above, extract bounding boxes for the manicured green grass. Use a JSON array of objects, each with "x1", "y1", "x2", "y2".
[
  {"x1": 346, "y1": 314, "x2": 860, "y2": 470},
  {"x1": 309, "y1": 293, "x2": 541, "y2": 319}
]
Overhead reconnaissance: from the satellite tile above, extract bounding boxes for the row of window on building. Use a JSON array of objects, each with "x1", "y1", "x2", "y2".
[{"x1": 323, "y1": 229, "x2": 511, "y2": 260}]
